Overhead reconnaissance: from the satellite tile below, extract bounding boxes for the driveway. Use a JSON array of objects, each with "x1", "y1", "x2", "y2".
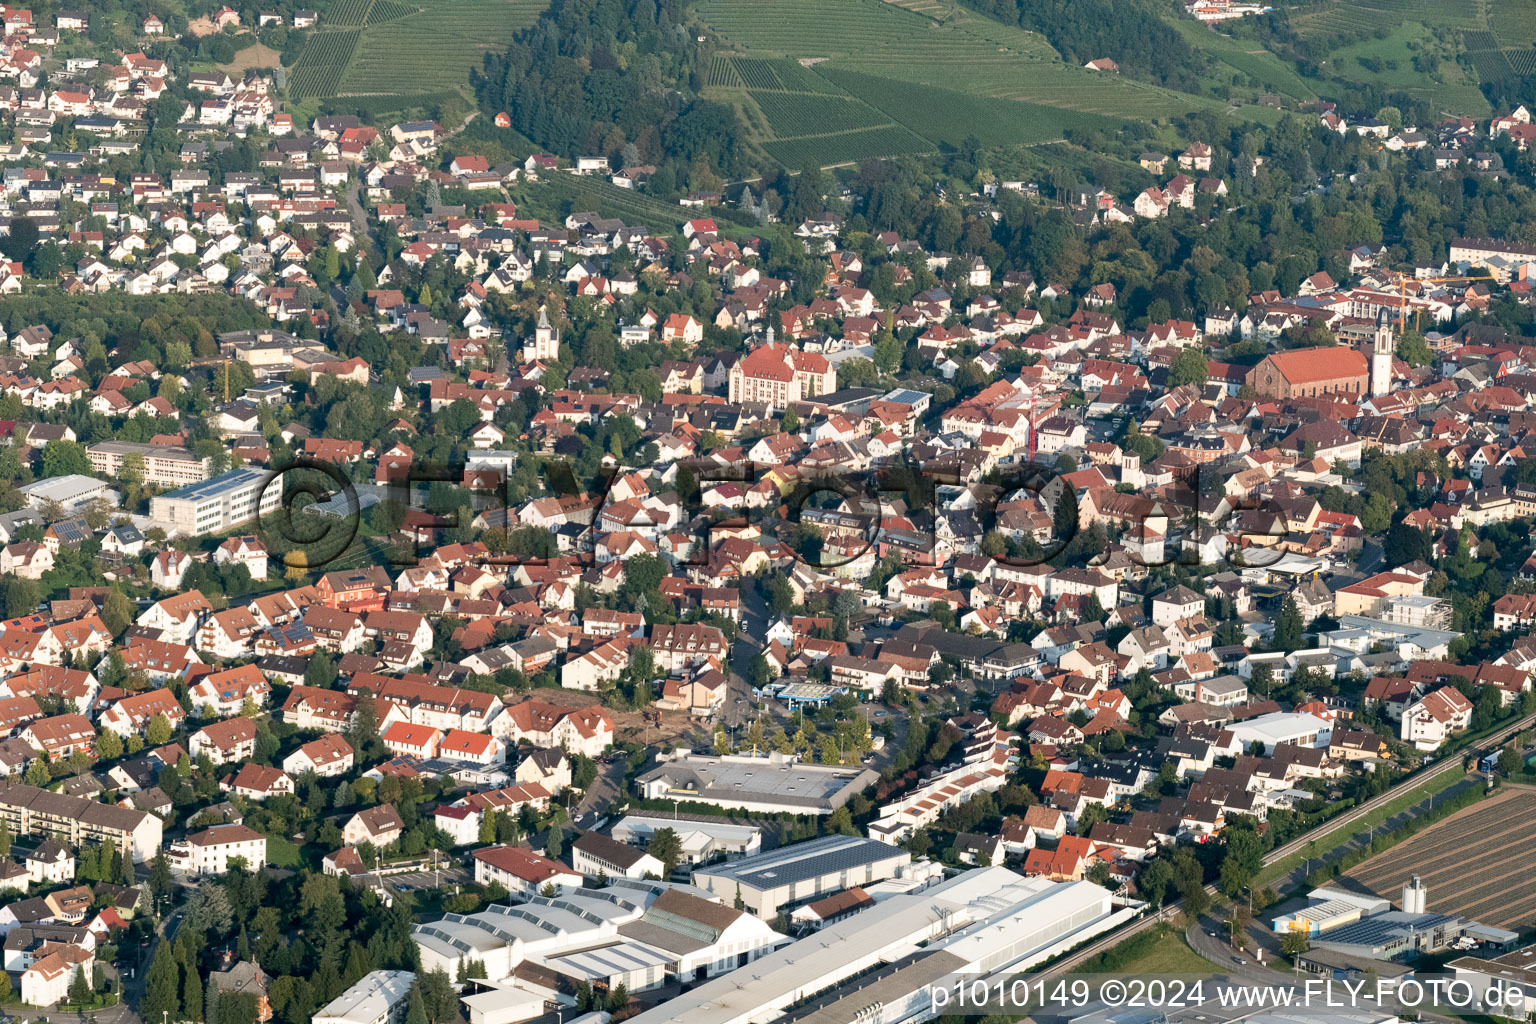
[{"x1": 577, "y1": 757, "x2": 626, "y2": 822}]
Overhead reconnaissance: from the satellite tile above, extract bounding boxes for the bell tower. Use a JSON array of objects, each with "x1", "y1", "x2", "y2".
[
  {"x1": 1371, "y1": 307, "x2": 1393, "y2": 397},
  {"x1": 523, "y1": 306, "x2": 559, "y2": 362}
]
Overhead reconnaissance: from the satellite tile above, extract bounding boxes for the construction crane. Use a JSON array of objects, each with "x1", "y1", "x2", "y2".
[{"x1": 1387, "y1": 272, "x2": 1489, "y2": 335}]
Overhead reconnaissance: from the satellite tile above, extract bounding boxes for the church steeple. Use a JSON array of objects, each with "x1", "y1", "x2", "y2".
[{"x1": 1371, "y1": 307, "x2": 1393, "y2": 397}]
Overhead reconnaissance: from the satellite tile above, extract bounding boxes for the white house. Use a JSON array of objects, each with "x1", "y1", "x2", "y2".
[
  {"x1": 168, "y1": 824, "x2": 268, "y2": 877},
  {"x1": 1401, "y1": 686, "x2": 1473, "y2": 751},
  {"x1": 471, "y1": 845, "x2": 583, "y2": 897},
  {"x1": 571, "y1": 831, "x2": 666, "y2": 880}
]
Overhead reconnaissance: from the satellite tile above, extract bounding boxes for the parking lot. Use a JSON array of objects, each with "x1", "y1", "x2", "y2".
[{"x1": 386, "y1": 866, "x2": 471, "y2": 891}]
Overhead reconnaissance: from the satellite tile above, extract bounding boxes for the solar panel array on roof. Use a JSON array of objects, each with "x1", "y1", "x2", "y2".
[{"x1": 160, "y1": 468, "x2": 270, "y2": 502}]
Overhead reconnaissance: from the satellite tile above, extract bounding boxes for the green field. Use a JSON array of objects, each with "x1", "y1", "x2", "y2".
[
  {"x1": 818, "y1": 68, "x2": 1124, "y2": 146},
  {"x1": 265, "y1": 835, "x2": 306, "y2": 868},
  {"x1": 695, "y1": 0, "x2": 1239, "y2": 167},
  {"x1": 288, "y1": 0, "x2": 546, "y2": 101},
  {"x1": 511, "y1": 174, "x2": 691, "y2": 229},
  {"x1": 696, "y1": 0, "x2": 1219, "y2": 120},
  {"x1": 289, "y1": 30, "x2": 359, "y2": 100},
  {"x1": 1289, "y1": 0, "x2": 1485, "y2": 40},
  {"x1": 1171, "y1": 18, "x2": 1317, "y2": 100}
]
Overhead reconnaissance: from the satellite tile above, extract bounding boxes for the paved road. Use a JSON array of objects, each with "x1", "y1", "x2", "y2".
[
  {"x1": 343, "y1": 111, "x2": 480, "y2": 260},
  {"x1": 723, "y1": 581, "x2": 771, "y2": 731},
  {"x1": 576, "y1": 757, "x2": 626, "y2": 824},
  {"x1": 1039, "y1": 712, "x2": 1536, "y2": 979}
]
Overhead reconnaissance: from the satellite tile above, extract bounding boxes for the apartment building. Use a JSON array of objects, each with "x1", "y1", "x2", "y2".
[
  {"x1": 169, "y1": 823, "x2": 268, "y2": 876},
  {"x1": 0, "y1": 782, "x2": 162, "y2": 861}
]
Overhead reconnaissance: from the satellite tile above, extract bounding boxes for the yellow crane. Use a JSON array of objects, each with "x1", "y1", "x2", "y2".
[{"x1": 1387, "y1": 272, "x2": 1489, "y2": 334}]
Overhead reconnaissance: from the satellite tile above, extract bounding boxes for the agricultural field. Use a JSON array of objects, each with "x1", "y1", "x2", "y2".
[
  {"x1": 326, "y1": 0, "x2": 374, "y2": 25},
  {"x1": 748, "y1": 90, "x2": 891, "y2": 136},
  {"x1": 287, "y1": 0, "x2": 545, "y2": 101},
  {"x1": 761, "y1": 125, "x2": 936, "y2": 167},
  {"x1": 288, "y1": 29, "x2": 359, "y2": 100},
  {"x1": 695, "y1": 0, "x2": 1236, "y2": 167},
  {"x1": 1489, "y1": 0, "x2": 1536, "y2": 45},
  {"x1": 338, "y1": 0, "x2": 546, "y2": 95},
  {"x1": 696, "y1": 0, "x2": 1215, "y2": 119},
  {"x1": 1339, "y1": 788, "x2": 1536, "y2": 931},
  {"x1": 818, "y1": 68, "x2": 1123, "y2": 148},
  {"x1": 1288, "y1": 0, "x2": 1484, "y2": 41}
]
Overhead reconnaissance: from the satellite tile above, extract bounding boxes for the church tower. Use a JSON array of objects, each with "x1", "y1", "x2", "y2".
[
  {"x1": 1371, "y1": 307, "x2": 1393, "y2": 397},
  {"x1": 523, "y1": 306, "x2": 559, "y2": 362}
]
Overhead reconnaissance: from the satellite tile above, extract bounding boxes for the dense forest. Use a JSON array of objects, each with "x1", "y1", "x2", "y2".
[{"x1": 473, "y1": 0, "x2": 744, "y2": 183}]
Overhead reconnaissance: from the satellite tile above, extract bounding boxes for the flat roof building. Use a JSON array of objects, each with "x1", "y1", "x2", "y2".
[
  {"x1": 636, "y1": 751, "x2": 876, "y2": 816},
  {"x1": 609, "y1": 814, "x2": 763, "y2": 865},
  {"x1": 1227, "y1": 711, "x2": 1334, "y2": 754},
  {"x1": 312, "y1": 971, "x2": 414, "y2": 1024},
  {"x1": 623, "y1": 867, "x2": 1131, "y2": 1024},
  {"x1": 88, "y1": 441, "x2": 210, "y2": 489},
  {"x1": 18, "y1": 475, "x2": 117, "y2": 511},
  {"x1": 412, "y1": 880, "x2": 787, "y2": 995},
  {"x1": 690, "y1": 835, "x2": 913, "y2": 918},
  {"x1": 149, "y1": 468, "x2": 281, "y2": 537}
]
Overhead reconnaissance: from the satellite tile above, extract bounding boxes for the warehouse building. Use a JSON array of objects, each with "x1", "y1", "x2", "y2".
[
  {"x1": 623, "y1": 867, "x2": 1132, "y2": 1024},
  {"x1": 150, "y1": 468, "x2": 282, "y2": 537},
  {"x1": 635, "y1": 751, "x2": 876, "y2": 816},
  {"x1": 412, "y1": 880, "x2": 786, "y2": 996},
  {"x1": 312, "y1": 970, "x2": 414, "y2": 1024},
  {"x1": 690, "y1": 835, "x2": 922, "y2": 919},
  {"x1": 608, "y1": 815, "x2": 763, "y2": 865},
  {"x1": 18, "y1": 475, "x2": 117, "y2": 511}
]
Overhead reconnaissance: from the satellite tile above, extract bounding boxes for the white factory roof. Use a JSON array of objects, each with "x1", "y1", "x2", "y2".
[
  {"x1": 1227, "y1": 711, "x2": 1332, "y2": 745},
  {"x1": 623, "y1": 868, "x2": 1113, "y2": 1024},
  {"x1": 548, "y1": 941, "x2": 675, "y2": 981},
  {"x1": 610, "y1": 815, "x2": 760, "y2": 844},
  {"x1": 18, "y1": 474, "x2": 111, "y2": 503},
  {"x1": 312, "y1": 970, "x2": 413, "y2": 1024}
]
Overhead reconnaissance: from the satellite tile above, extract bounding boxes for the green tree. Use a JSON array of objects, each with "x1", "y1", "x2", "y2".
[
  {"x1": 1281, "y1": 930, "x2": 1310, "y2": 957},
  {"x1": 306, "y1": 651, "x2": 337, "y2": 689},
  {"x1": 1, "y1": 575, "x2": 38, "y2": 619},
  {"x1": 405, "y1": 981, "x2": 429, "y2": 1024},
  {"x1": 1167, "y1": 347, "x2": 1209, "y2": 388},
  {"x1": 146, "y1": 713, "x2": 174, "y2": 747},
  {"x1": 545, "y1": 823, "x2": 563, "y2": 859},
  {"x1": 142, "y1": 941, "x2": 181, "y2": 1024},
  {"x1": 1219, "y1": 821, "x2": 1265, "y2": 897},
  {"x1": 68, "y1": 964, "x2": 91, "y2": 1007},
  {"x1": 646, "y1": 827, "x2": 683, "y2": 877},
  {"x1": 1273, "y1": 595, "x2": 1303, "y2": 652},
  {"x1": 41, "y1": 439, "x2": 92, "y2": 478},
  {"x1": 24, "y1": 758, "x2": 49, "y2": 787},
  {"x1": 102, "y1": 587, "x2": 135, "y2": 638},
  {"x1": 1138, "y1": 858, "x2": 1173, "y2": 909},
  {"x1": 149, "y1": 849, "x2": 174, "y2": 904}
]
